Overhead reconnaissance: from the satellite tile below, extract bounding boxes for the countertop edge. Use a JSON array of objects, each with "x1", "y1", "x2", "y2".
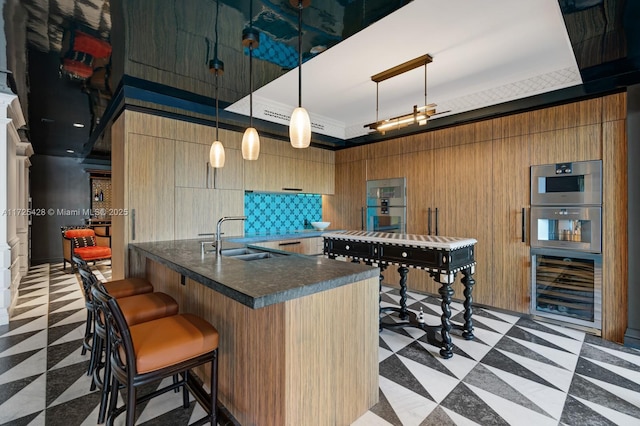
[
  {"x1": 130, "y1": 244, "x2": 257, "y2": 307},
  {"x1": 130, "y1": 241, "x2": 379, "y2": 309}
]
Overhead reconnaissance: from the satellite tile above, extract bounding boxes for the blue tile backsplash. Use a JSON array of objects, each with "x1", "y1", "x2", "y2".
[{"x1": 244, "y1": 192, "x2": 322, "y2": 234}]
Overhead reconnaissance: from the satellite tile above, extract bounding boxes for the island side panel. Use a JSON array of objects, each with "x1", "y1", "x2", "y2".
[
  {"x1": 143, "y1": 257, "x2": 379, "y2": 426},
  {"x1": 145, "y1": 258, "x2": 287, "y2": 426},
  {"x1": 284, "y1": 275, "x2": 379, "y2": 425}
]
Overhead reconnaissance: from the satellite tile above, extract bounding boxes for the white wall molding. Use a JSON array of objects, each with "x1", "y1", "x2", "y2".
[{"x1": 0, "y1": 90, "x2": 31, "y2": 325}]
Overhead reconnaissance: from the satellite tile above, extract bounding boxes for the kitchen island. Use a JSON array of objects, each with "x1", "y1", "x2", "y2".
[{"x1": 128, "y1": 238, "x2": 380, "y2": 426}]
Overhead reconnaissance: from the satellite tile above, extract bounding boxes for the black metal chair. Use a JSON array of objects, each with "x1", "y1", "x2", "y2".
[{"x1": 91, "y1": 285, "x2": 219, "y2": 426}]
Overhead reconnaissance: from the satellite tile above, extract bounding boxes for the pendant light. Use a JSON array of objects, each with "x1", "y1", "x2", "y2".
[
  {"x1": 209, "y1": 0, "x2": 225, "y2": 168},
  {"x1": 209, "y1": 58, "x2": 225, "y2": 168},
  {"x1": 241, "y1": 14, "x2": 260, "y2": 160},
  {"x1": 289, "y1": 0, "x2": 311, "y2": 149}
]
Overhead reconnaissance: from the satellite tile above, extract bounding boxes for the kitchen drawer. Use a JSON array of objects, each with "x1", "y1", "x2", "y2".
[
  {"x1": 324, "y1": 239, "x2": 375, "y2": 260},
  {"x1": 253, "y1": 237, "x2": 323, "y2": 255}
]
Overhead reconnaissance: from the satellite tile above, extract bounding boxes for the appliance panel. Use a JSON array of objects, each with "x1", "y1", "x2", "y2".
[
  {"x1": 531, "y1": 248, "x2": 602, "y2": 333},
  {"x1": 366, "y1": 206, "x2": 406, "y2": 233},
  {"x1": 530, "y1": 206, "x2": 601, "y2": 253},
  {"x1": 366, "y1": 177, "x2": 406, "y2": 207},
  {"x1": 531, "y1": 160, "x2": 602, "y2": 206}
]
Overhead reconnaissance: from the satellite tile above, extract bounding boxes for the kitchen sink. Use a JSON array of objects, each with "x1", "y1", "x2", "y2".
[{"x1": 220, "y1": 247, "x2": 286, "y2": 261}]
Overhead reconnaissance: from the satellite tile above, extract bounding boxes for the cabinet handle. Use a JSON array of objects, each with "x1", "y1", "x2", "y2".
[
  {"x1": 361, "y1": 207, "x2": 365, "y2": 231},
  {"x1": 206, "y1": 162, "x2": 210, "y2": 189},
  {"x1": 282, "y1": 187, "x2": 303, "y2": 192},
  {"x1": 427, "y1": 208, "x2": 432, "y2": 235},
  {"x1": 278, "y1": 241, "x2": 301, "y2": 246},
  {"x1": 131, "y1": 208, "x2": 136, "y2": 241},
  {"x1": 213, "y1": 167, "x2": 218, "y2": 189},
  {"x1": 435, "y1": 208, "x2": 439, "y2": 236},
  {"x1": 521, "y1": 207, "x2": 526, "y2": 243}
]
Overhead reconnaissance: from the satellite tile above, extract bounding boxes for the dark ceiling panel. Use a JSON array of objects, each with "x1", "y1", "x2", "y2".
[{"x1": 27, "y1": 49, "x2": 92, "y2": 157}]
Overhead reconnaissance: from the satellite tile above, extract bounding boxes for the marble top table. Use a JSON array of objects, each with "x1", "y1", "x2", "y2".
[{"x1": 322, "y1": 230, "x2": 478, "y2": 358}]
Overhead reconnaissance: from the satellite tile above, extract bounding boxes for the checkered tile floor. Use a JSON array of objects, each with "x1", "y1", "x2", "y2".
[{"x1": 2, "y1": 263, "x2": 640, "y2": 425}]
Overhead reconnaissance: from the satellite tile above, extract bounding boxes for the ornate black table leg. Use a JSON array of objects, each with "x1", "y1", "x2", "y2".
[
  {"x1": 461, "y1": 265, "x2": 475, "y2": 340},
  {"x1": 398, "y1": 266, "x2": 409, "y2": 320},
  {"x1": 435, "y1": 271, "x2": 455, "y2": 359}
]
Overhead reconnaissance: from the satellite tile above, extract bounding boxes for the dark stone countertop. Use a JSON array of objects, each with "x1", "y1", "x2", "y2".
[
  {"x1": 227, "y1": 229, "x2": 344, "y2": 243},
  {"x1": 130, "y1": 238, "x2": 378, "y2": 309}
]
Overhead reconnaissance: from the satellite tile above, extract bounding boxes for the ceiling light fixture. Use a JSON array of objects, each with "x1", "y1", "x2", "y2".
[
  {"x1": 288, "y1": 0, "x2": 311, "y2": 149},
  {"x1": 241, "y1": 3, "x2": 260, "y2": 161},
  {"x1": 209, "y1": 0, "x2": 225, "y2": 168},
  {"x1": 365, "y1": 54, "x2": 448, "y2": 134},
  {"x1": 73, "y1": 122, "x2": 85, "y2": 128}
]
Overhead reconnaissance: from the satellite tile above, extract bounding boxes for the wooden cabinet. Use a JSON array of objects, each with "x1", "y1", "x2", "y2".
[
  {"x1": 174, "y1": 188, "x2": 244, "y2": 239},
  {"x1": 244, "y1": 146, "x2": 334, "y2": 194},
  {"x1": 175, "y1": 142, "x2": 243, "y2": 190},
  {"x1": 254, "y1": 236, "x2": 323, "y2": 255},
  {"x1": 111, "y1": 111, "x2": 246, "y2": 278},
  {"x1": 126, "y1": 134, "x2": 176, "y2": 244},
  {"x1": 400, "y1": 143, "x2": 494, "y2": 305}
]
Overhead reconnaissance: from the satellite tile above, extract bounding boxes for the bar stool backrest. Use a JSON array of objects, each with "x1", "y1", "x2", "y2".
[{"x1": 91, "y1": 286, "x2": 136, "y2": 380}]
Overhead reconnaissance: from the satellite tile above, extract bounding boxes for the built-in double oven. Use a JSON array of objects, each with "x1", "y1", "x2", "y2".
[
  {"x1": 530, "y1": 160, "x2": 603, "y2": 333},
  {"x1": 365, "y1": 178, "x2": 407, "y2": 233}
]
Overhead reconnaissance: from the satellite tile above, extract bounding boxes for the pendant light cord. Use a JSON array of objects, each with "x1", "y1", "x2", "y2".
[
  {"x1": 215, "y1": 0, "x2": 220, "y2": 140},
  {"x1": 424, "y1": 62, "x2": 427, "y2": 107},
  {"x1": 249, "y1": 0, "x2": 254, "y2": 127},
  {"x1": 297, "y1": 0, "x2": 303, "y2": 108},
  {"x1": 249, "y1": 45, "x2": 253, "y2": 127}
]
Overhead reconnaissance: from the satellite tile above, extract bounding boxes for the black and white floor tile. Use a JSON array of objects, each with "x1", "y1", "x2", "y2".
[{"x1": 2, "y1": 265, "x2": 640, "y2": 425}]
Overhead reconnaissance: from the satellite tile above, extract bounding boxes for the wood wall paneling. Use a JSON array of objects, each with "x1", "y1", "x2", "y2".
[
  {"x1": 174, "y1": 188, "x2": 244, "y2": 239},
  {"x1": 323, "y1": 159, "x2": 366, "y2": 230},
  {"x1": 111, "y1": 116, "x2": 126, "y2": 279},
  {"x1": 126, "y1": 134, "x2": 176, "y2": 245},
  {"x1": 333, "y1": 95, "x2": 628, "y2": 341},
  {"x1": 601, "y1": 119, "x2": 628, "y2": 342},
  {"x1": 491, "y1": 136, "x2": 531, "y2": 313}
]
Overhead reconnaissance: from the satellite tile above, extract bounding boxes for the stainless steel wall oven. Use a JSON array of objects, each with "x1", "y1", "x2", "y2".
[
  {"x1": 530, "y1": 160, "x2": 602, "y2": 333},
  {"x1": 365, "y1": 178, "x2": 407, "y2": 233}
]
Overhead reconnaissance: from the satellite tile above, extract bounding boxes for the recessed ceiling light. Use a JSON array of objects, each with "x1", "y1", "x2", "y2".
[
  {"x1": 73, "y1": 123, "x2": 85, "y2": 128},
  {"x1": 66, "y1": 149, "x2": 75, "y2": 153},
  {"x1": 310, "y1": 45, "x2": 326, "y2": 54}
]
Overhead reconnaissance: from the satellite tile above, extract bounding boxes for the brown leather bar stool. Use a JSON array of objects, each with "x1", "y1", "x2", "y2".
[
  {"x1": 78, "y1": 266, "x2": 179, "y2": 424},
  {"x1": 75, "y1": 257, "x2": 154, "y2": 363},
  {"x1": 92, "y1": 285, "x2": 219, "y2": 426}
]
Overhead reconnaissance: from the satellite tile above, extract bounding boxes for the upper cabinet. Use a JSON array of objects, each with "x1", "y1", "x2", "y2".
[{"x1": 244, "y1": 138, "x2": 335, "y2": 194}]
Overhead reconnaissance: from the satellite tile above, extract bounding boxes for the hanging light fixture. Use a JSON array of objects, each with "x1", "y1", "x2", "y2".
[
  {"x1": 289, "y1": 0, "x2": 311, "y2": 149},
  {"x1": 209, "y1": 58, "x2": 225, "y2": 168},
  {"x1": 241, "y1": 8, "x2": 260, "y2": 161},
  {"x1": 364, "y1": 54, "x2": 449, "y2": 134},
  {"x1": 209, "y1": 0, "x2": 225, "y2": 168}
]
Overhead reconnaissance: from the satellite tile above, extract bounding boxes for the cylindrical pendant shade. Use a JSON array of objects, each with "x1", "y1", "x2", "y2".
[
  {"x1": 209, "y1": 140, "x2": 225, "y2": 168},
  {"x1": 289, "y1": 107, "x2": 311, "y2": 148},
  {"x1": 242, "y1": 127, "x2": 260, "y2": 160}
]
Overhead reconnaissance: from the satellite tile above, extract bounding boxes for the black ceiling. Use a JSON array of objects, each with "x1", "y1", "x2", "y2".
[{"x1": 20, "y1": 0, "x2": 640, "y2": 163}]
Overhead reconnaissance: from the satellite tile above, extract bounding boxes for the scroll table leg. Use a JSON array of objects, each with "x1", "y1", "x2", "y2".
[
  {"x1": 398, "y1": 266, "x2": 409, "y2": 320},
  {"x1": 434, "y1": 271, "x2": 455, "y2": 359},
  {"x1": 461, "y1": 266, "x2": 475, "y2": 340}
]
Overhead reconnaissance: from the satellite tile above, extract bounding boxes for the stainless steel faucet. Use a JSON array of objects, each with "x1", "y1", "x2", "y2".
[{"x1": 216, "y1": 216, "x2": 247, "y2": 254}]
